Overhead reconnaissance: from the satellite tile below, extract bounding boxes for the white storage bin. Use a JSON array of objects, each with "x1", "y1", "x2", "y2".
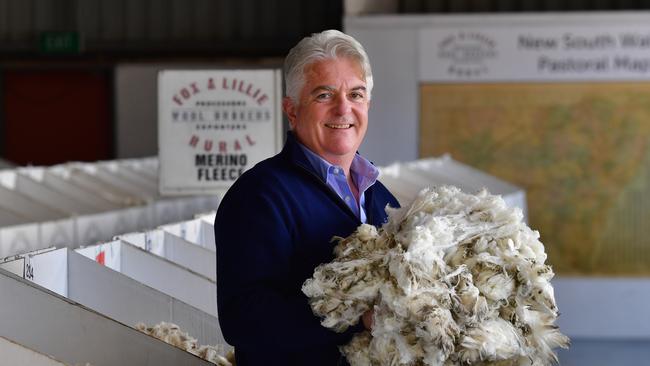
[{"x1": 77, "y1": 240, "x2": 218, "y2": 317}]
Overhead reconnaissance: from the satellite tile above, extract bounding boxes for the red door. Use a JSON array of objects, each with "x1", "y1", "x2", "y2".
[{"x1": 2, "y1": 70, "x2": 112, "y2": 166}]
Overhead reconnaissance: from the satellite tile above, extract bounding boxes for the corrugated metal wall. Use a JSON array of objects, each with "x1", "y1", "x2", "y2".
[
  {"x1": 398, "y1": 0, "x2": 650, "y2": 12},
  {"x1": 2, "y1": 0, "x2": 648, "y2": 57},
  {"x1": 0, "y1": 0, "x2": 343, "y2": 56}
]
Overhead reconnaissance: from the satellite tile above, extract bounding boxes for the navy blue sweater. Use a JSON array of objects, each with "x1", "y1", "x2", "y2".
[{"x1": 215, "y1": 132, "x2": 399, "y2": 365}]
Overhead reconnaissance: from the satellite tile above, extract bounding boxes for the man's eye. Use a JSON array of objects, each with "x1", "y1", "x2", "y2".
[
  {"x1": 350, "y1": 92, "x2": 365, "y2": 100},
  {"x1": 316, "y1": 93, "x2": 332, "y2": 100}
]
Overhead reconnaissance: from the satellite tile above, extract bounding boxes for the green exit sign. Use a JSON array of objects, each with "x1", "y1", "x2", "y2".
[{"x1": 39, "y1": 32, "x2": 82, "y2": 54}]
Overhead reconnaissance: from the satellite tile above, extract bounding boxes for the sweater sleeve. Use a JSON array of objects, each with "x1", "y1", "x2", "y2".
[{"x1": 215, "y1": 185, "x2": 360, "y2": 352}]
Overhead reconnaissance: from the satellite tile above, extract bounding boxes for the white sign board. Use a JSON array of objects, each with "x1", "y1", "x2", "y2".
[
  {"x1": 420, "y1": 23, "x2": 650, "y2": 82},
  {"x1": 158, "y1": 69, "x2": 283, "y2": 195}
]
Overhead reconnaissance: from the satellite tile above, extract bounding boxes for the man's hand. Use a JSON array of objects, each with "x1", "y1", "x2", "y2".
[{"x1": 362, "y1": 309, "x2": 374, "y2": 330}]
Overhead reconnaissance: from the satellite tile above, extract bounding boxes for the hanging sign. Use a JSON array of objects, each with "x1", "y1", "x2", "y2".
[
  {"x1": 420, "y1": 24, "x2": 650, "y2": 82},
  {"x1": 158, "y1": 70, "x2": 283, "y2": 195}
]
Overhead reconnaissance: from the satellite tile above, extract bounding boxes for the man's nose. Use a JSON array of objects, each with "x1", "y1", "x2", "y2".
[{"x1": 334, "y1": 94, "x2": 352, "y2": 115}]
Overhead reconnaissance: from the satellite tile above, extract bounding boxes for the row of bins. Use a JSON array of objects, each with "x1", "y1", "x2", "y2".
[
  {"x1": 1, "y1": 212, "x2": 223, "y2": 366},
  {"x1": 0, "y1": 157, "x2": 223, "y2": 365},
  {"x1": 0, "y1": 157, "x2": 218, "y2": 258}
]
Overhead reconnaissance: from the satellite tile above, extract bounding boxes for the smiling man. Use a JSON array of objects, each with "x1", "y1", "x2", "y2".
[{"x1": 214, "y1": 30, "x2": 399, "y2": 366}]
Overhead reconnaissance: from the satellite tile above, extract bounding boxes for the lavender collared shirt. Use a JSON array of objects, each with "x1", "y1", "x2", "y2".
[{"x1": 298, "y1": 143, "x2": 379, "y2": 223}]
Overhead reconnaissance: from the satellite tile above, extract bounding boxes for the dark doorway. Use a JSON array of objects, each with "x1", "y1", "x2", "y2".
[{"x1": 2, "y1": 70, "x2": 112, "y2": 166}]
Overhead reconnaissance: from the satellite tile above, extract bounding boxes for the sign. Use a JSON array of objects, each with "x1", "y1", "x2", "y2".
[
  {"x1": 158, "y1": 70, "x2": 283, "y2": 195},
  {"x1": 39, "y1": 31, "x2": 82, "y2": 54},
  {"x1": 420, "y1": 25, "x2": 650, "y2": 81}
]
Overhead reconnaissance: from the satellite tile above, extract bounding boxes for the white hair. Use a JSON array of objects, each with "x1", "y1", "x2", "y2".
[{"x1": 283, "y1": 29, "x2": 373, "y2": 102}]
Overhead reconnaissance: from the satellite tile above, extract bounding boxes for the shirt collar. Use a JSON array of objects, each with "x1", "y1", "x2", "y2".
[
  {"x1": 296, "y1": 141, "x2": 379, "y2": 191},
  {"x1": 350, "y1": 151, "x2": 380, "y2": 194}
]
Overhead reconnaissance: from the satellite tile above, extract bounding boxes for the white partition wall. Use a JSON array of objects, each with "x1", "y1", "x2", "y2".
[
  {"x1": 0, "y1": 185, "x2": 66, "y2": 222},
  {"x1": 0, "y1": 170, "x2": 97, "y2": 215},
  {"x1": 40, "y1": 169, "x2": 123, "y2": 211},
  {"x1": 67, "y1": 247, "x2": 225, "y2": 346},
  {"x1": 0, "y1": 337, "x2": 69, "y2": 366},
  {"x1": 118, "y1": 229, "x2": 216, "y2": 281},
  {"x1": 1, "y1": 248, "x2": 226, "y2": 347},
  {"x1": 0, "y1": 268, "x2": 214, "y2": 366},
  {"x1": 49, "y1": 165, "x2": 145, "y2": 207},
  {"x1": 77, "y1": 241, "x2": 218, "y2": 317},
  {"x1": 160, "y1": 218, "x2": 216, "y2": 251},
  {"x1": 0, "y1": 208, "x2": 28, "y2": 227}
]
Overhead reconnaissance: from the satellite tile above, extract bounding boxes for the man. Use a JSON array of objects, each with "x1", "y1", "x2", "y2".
[{"x1": 215, "y1": 30, "x2": 399, "y2": 365}]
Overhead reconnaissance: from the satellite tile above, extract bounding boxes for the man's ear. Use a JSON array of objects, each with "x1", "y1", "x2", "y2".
[{"x1": 282, "y1": 97, "x2": 298, "y2": 129}]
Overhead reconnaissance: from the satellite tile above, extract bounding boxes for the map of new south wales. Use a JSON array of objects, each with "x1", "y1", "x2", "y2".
[{"x1": 420, "y1": 82, "x2": 650, "y2": 275}]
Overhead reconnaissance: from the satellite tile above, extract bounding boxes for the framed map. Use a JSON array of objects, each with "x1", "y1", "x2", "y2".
[{"x1": 420, "y1": 82, "x2": 650, "y2": 275}]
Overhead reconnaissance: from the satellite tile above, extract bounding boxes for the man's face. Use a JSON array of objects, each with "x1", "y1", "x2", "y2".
[{"x1": 283, "y1": 57, "x2": 369, "y2": 166}]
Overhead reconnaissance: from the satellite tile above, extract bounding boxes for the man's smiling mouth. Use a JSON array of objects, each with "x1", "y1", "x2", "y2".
[{"x1": 325, "y1": 123, "x2": 352, "y2": 129}]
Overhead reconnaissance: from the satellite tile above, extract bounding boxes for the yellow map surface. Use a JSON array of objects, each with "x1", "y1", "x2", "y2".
[{"x1": 420, "y1": 82, "x2": 650, "y2": 275}]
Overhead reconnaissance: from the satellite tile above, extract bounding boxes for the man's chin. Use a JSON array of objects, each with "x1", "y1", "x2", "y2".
[{"x1": 323, "y1": 147, "x2": 358, "y2": 161}]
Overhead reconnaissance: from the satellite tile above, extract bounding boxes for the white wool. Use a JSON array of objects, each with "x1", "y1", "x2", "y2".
[
  {"x1": 458, "y1": 318, "x2": 528, "y2": 363},
  {"x1": 475, "y1": 270, "x2": 515, "y2": 302},
  {"x1": 135, "y1": 322, "x2": 234, "y2": 365},
  {"x1": 303, "y1": 186, "x2": 569, "y2": 365}
]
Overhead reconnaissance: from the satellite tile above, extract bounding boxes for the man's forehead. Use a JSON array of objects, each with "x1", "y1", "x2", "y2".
[{"x1": 309, "y1": 85, "x2": 367, "y2": 95}]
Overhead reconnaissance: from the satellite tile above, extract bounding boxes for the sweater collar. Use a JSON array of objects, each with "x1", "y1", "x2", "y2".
[{"x1": 281, "y1": 131, "x2": 321, "y2": 177}]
